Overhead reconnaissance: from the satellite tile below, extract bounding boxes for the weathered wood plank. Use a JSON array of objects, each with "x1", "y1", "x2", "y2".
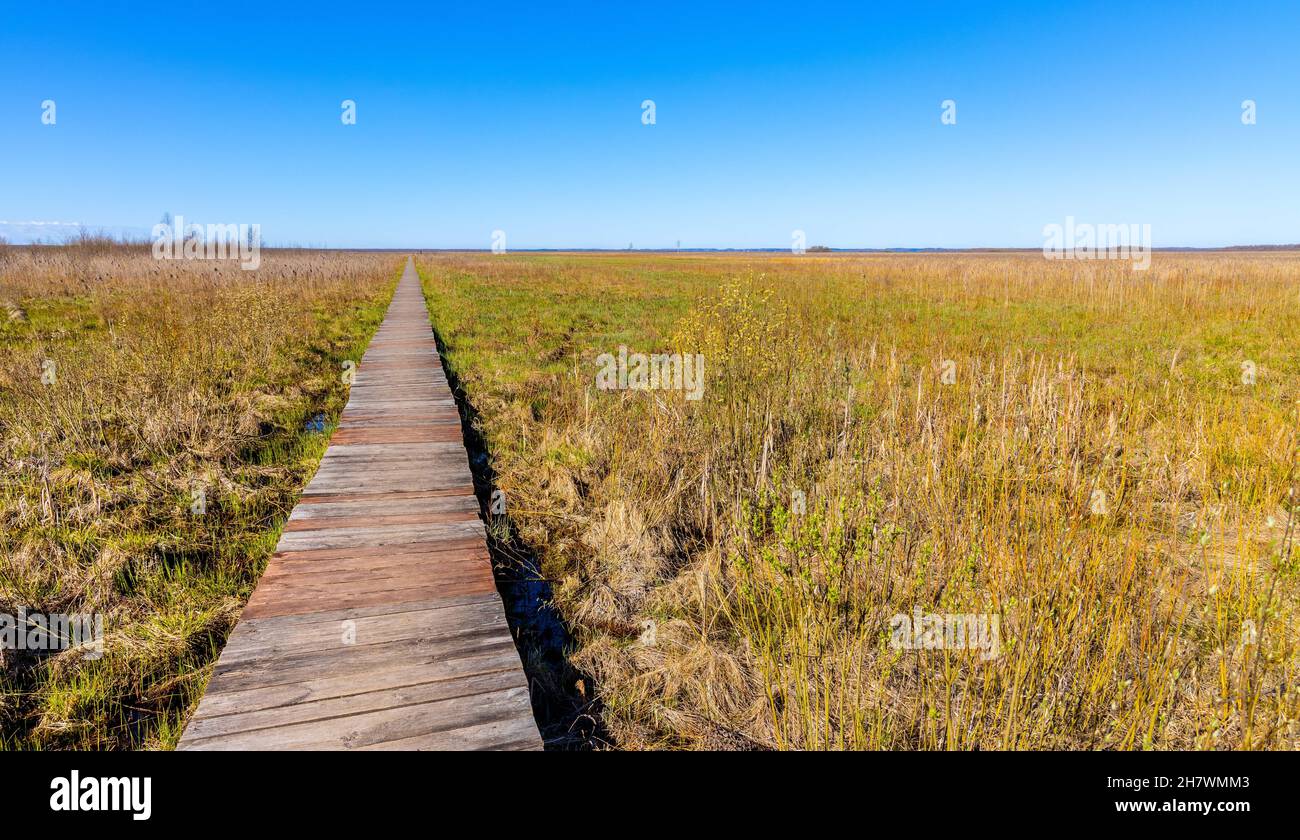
[
  {"x1": 243, "y1": 571, "x2": 498, "y2": 610},
  {"x1": 355, "y1": 715, "x2": 545, "y2": 751},
  {"x1": 258, "y1": 555, "x2": 494, "y2": 585},
  {"x1": 265, "y1": 537, "x2": 487, "y2": 562},
  {"x1": 181, "y1": 686, "x2": 535, "y2": 750},
  {"x1": 327, "y1": 426, "x2": 466, "y2": 444},
  {"x1": 207, "y1": 630, "x2": 519, "y2": 695},
  {"x1": 218, "y1": 597, "x2": 509, "y2": 658},
  {"x1": 183, "y1": 670, "x2": 530, "y2": 742},
  {"x1": 275, "y1": 521, "x2": 486, "y2": 552},
  {"x1": 287, "y1": 494, "x2": 478, "y2": 520},
  {"x1": 178, "y1": 257, "x2": 541, "y2": 751},
  {"x1": 192, "y1": 647, "x2": 526, "y2": 717},
  {"x1": 296, "y1": 488, "x2": 476, "y2": 504},
  {"x1": 319, "y1": 442, "x2": 468, "y2": 459}
]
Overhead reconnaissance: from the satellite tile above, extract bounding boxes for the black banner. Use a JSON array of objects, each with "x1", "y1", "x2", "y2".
[{"x1": 7, "y1": 750, "x2": 1284, "y2": 829}]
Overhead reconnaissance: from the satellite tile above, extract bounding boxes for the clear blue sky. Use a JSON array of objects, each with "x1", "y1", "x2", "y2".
[{"x1": 2, "y1": 1, "x2": 1297, "y2": 249}]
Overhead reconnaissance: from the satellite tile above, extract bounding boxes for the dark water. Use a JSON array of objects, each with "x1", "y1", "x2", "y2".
[{"x1": 435, "y1": 339, "x2": 608, "y2": 749}]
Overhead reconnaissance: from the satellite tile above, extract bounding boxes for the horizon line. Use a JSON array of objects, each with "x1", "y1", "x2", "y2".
[{"x1": 10, "y1": 243, "x2": 1300, "y2": 253}]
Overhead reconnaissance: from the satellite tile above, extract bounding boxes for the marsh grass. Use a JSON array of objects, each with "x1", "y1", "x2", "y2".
[
  {"x1": 0, "y1": 246, "x2": 396, "y2": 749},
  {"x1": 420, "y1": 251, "x2": 1300, "y2": 750}
]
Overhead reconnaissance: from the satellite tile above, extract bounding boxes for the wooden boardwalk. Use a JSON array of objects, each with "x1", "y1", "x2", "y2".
[{"x1": 178, "y1": 258, "x2": 541, "y2": 751}]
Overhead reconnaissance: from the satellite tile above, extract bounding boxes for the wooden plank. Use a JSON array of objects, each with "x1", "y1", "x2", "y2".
[
  {"x1": 264, "y1": 537, "x2": 487, "y2": 562},
  {"x1": 327, "y1": 426, "x2": 466, "y2": 444},
  {"x1": 178, "y1": 257, "x2": 541, "y2": 751},
  {"x1": 208, "y1": 628, "x2": 519, "y2": 694},
  {"x1": 319, "y1": 442, "x2": 468, "y2": 458},
  {"x1": 287, "y1": 494, "x2": 479, "y2": 520},
  {"x1": 296, "y1": 488, "x2": 476, "y2": 504},
  {"x1": 281, "y1": 511, "x2": 479, "y2": 532},
  {"x1": 239, "y1": 580, "x2": 500, "y2": 620},
  {"x1": 246, "y1": 566, "x2": 497, "y2": 601},
  {"x1": 355, "y1": 715, "x2": 545, "y2": 751},
  {"x1": 243, "y1": 571, "x2": 498, "y2": 610},
  {"x1": 218, "y1": 597, "x2": 509, "y2": 658},
  {"x1": 192, "y1": 647, "x2": 526, "y2": 717},
  {"x1": 182, "y1": 686, "x2": 536, "y2": 750},
  {"x1": 182, "y1": 670, "x2": 530, "y2": 742},
  {"x1": 181, "y1": 686, "x2": 531, "y2": 751},
  {"x1": 274, "y1": 522, "x2": 486, "y2": 552},
  {"x1": 299, "y1": 471, "x2": 473, "y2": 495},
  {"x1": 262, "y1": 554, "x2": 491, "y2": 580}
]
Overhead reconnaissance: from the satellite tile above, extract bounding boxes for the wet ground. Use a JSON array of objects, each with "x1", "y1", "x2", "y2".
[{"x1": 436, "y1": 339, "x2": 609, "y2": 749}]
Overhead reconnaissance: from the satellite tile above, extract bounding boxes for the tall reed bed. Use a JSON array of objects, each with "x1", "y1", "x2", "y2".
[
  {"x1": 421, "y1": 251, "x2": 1299, "y2": 750},
  {"x1": 0, "y1": 247, "x2": 397, "y2": 748}
]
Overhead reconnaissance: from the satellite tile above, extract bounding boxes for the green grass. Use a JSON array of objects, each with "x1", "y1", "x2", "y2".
[
  {"x1": 419, "y1": 250, "x2": 1300, "y2": 751},
  {"x1": 0, "y1": 249, "x2": 397, "y2": 749}
]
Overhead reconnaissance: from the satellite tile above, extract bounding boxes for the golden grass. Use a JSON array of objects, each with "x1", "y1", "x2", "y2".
[
  {"x1": 420, "y1": 250, "x2": 1300, "y2": 750},
  {"x1": 0, "y1": 246, "x2": 397, "y2": 748}
]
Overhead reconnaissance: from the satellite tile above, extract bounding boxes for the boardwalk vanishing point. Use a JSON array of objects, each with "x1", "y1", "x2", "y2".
[{"x1": 178, "y1": 258, "x2": 542, "y2": 750}]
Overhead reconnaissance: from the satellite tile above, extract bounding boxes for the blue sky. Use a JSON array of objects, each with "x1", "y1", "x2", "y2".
[{"x1": 1, "y1": 1, "x2": 1297, "y2": 248}]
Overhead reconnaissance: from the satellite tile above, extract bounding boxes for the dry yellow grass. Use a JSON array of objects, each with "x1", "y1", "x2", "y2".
[
  {"x1": 0, "y1": 245, "x2": 397, "y2": 748},
  {"x1": 420, "y1": 250, "x2": 1300, "y2": 750}
]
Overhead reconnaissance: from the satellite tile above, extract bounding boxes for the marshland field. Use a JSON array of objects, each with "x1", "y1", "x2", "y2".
[
  {"x1": 0, "y1": 243, "x2": 397, "y2": 748},
  {"x1": 2, "y1": 245, "x2": 1298, "y2": 750}
]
